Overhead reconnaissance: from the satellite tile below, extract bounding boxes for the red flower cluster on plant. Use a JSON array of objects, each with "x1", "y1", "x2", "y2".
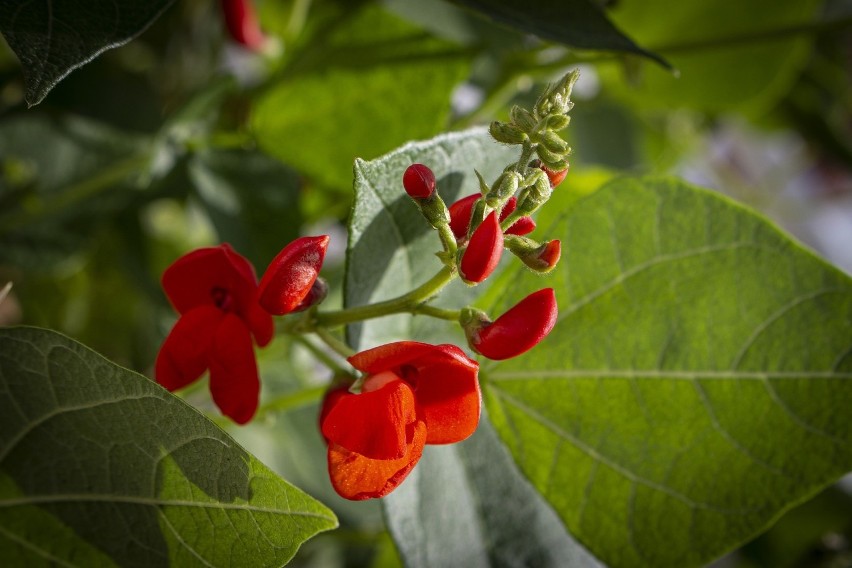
[
  {"x1": 321, "y1": 341, "x2": 480, "y2": 500},
  {"x1": 156, "y1": 244, "x2": 273, "y2": 424},
  {"x1": 448, "y1": 194, "x2": 535, "y2": 241}
]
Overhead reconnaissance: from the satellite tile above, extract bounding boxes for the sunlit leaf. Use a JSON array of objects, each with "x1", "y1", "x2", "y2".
[
  {"x1": 0, "y1": 327, "x2": 337, "y2": 566},
  {"x1": 483, "y1": 176, "x2": 852, "y2": 567}
]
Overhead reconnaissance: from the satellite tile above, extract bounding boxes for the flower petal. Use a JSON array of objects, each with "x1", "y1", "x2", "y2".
[
  {"x1": 347, "y1": 342, "x2": 481, "y2": 445},
  {"x1": 327, "y1": 420, "x2": 426, "y2": 500},
  {"x1": 473, "y1": 288, "x2": 558, "y2": 360},
  {"x1": 321, "y1": 373, "x2": 416, "y2": 460},
  {"x1": 258, "y1": 236, "x2": 329, "y2": 315},
  {"x1": 209, "y1": 313, "x2": 260, "y2": 424},
  {"x1": 155, "y1": 306, "x2": 224, "y2": 392}
]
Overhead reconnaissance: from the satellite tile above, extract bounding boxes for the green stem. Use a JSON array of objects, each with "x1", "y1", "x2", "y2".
[
  {"x1": 0, "y1": 152, "x2": 151, "y2": 235},
  {"x1": 500, "y1": 210, "x2": 523, "y2": 232},
  {"x1": 515, "y1": 141, "x2": 536, "y2": 172},
  {"x1": 437, "y1": 222, "x2": 459, "y2": 259},
  {"x1": 315, "y1": 265, "x2": 455, "y2": 328},
  {"x1": 412, "y1": 304, "x2": 460, "y2": 321},
  {"x1": 292, "y1": 335, "x2": 350, "y2": 375},
  {"x1": 253, "y1": 385, "x2": 326, "y2": 421},
  {"x1": 314, "y1": 327, "x2": 356, "y2": 359}
]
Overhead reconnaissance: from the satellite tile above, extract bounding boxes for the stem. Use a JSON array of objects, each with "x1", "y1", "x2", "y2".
[
  {"x1": 500, "y1": 210, "x2": 523, "y2": 232},
  {"x1": 515, "y1": 141, "x2": 536, "y2": 171},
  {"x1": 0, "y1": 152, "x2": 151, "y2": 235},
  {"x1": 437, "y1": 222, "x2": 459, "y2": 258},
  {"x1": 412, "y1": 304, "x2": 460, "y2": 321},
  {"x1": 254, "y1": 385, "x2": 326, "y2": 421},
  {"x1": 315, "y1": 265, "x2": 455, "y2": 328},
  {"x1": 314, "y1": 327, "x2": 356, "y2": 359},
  {"x1": 292, "y1": 335, "x2": 349, "y2": 375}
]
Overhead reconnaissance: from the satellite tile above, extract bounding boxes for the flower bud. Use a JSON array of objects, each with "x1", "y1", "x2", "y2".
[
  {"x1": 465, "y1": 288, "x2": 558, "y2": 360},
  {"x1": 540, "y1": 131, "x2": 570, "y2": 155},
  {"x1": 489, "y1": 121, "x2": 527, "y2": 145},
  {"x1": 220, "y1": 0, "x2": 266, "y2": 51},
  {"x1": 509, "y1": 105, "x2": 537, "y2": 133},
  {"x1": 403, "y1": 164, "x2": 436, "y2": 200},
  {"x1": 539, "y1": 162, "x2": 569, "y2": 188},
  {"x1": 449, "y1": 195, "x2": 534, "y2": 240},
  {"x1": 485, "y1": 172, "x2": 520, "y2": 207},
  {"x1": 459, "y1": 211, "x2": 503, "y2": 284},
  {"x1": 545, "y1": 114, "x2": 571, "y2": 131},
  {"x1": 258, "y1": 235, "x2": 329, "y2": 315},
  {"x1": 505, "y1": 236, "x2": 561, "y2": 273}
]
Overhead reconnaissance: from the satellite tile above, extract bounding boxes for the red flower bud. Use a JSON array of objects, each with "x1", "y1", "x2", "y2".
[
  {"x1": 468, "y1": 288, "x2": 558, "y2": 360},
  {"x1": 540, "y1": 163, "x2": 568, "y2": 188},
  {"x1": 258, "y1": 236, "x2": 329, "y2": 315},
  {"x1": 505, "y1": 236, "x2": 561, "y2": 273},
  {"x1": 402, "y1": 164, "x2": 436, "y2": 200},
  {"x1": 459, "y1": 211, "x2": 503, "y2": 284},
  {"x1": 220, "y1": 0, "x2": 266, "y2": 51},
  {"x1": 449, "y1": 195, "x2": 534, "y2": 240},
  {"x1": 537, "y1": 239, "x2": 562, "y2": 270}
]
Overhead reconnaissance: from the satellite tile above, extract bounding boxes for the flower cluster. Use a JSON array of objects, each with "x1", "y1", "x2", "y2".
[
  {"x1": 320, "y1": 342, "x2": 480, "y2": 499},
  {"x1": 155, "y1": 69, "x2": 579, "y2": 501}
]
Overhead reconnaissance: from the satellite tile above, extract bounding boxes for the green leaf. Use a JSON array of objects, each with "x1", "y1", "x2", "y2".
[
  {"x1": 345, "y1": 128, "x2": 597, "y2": 567},
  {"x1": 345, "y1": 128, "x2": 516, "y2": 349},
  {"x1": 253, "y1": 4, "x2": 471, "y2": 191},
  {"x1": 0, "y1": 0, "x2": 176, "y2": 106},
  {"x1": 449, "y1": 0, "x2": 668, "y2": 67},
  {"x1": 188, "y1": 148, "x2": 304, "y2": 268},
  {"x1": 0, "y1": 327, "x2": 337, "y2": 566},
  {"x1": 385, "y1": 414, "x2": 603, "y2": 567},
  {"x1": 603, "y1": 0, "x2": 821, "y2": 111},
  {"x1": 483, "y1": 176, "x2": 852, "y2": 567}
]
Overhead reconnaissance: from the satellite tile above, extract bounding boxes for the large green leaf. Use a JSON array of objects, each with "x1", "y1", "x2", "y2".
[
  {"x1": 253, "y1": 4, "x2": 470, "y2": 192},
  {"x1": 603, "y1": 0, "x2": 821, "y2": 111},
  {"x1": 450, "y1": 0, "x2": 667, "y2": 67},
  {"x1": 483, "y1": 176, "x2": 852, "y2": 567},
  {"x1": 345, "y1": 129, "x2": 600, "y2": 566},
  {"x1": 0, "y1": 327, "x2": 337, "y2": 566},
  {"x1": 0, "y1": 0, "x2": 176, "y2": 106}
]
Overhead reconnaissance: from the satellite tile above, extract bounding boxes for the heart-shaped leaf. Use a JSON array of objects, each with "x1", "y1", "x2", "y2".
[
  {"x1": 483, "y1": 176, "x2": 852, "y2": 567},
  {"x1": 0, "y1": 327, "x2": 337, "y2": 566}
]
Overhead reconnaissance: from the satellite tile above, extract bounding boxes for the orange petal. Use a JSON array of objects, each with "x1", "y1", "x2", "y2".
[
  {"x1": 327, "y1": 420, "x2": 426, "y2": 500},
  {"x1": 209, "y1": 313, "x2": 260, "y2": 424},
  {"x1": 155, "y1": 306, "x2": 224, "y2": 391},
  {"x1": 321, "y1": 374, "x2": 416, "y2": 460}
]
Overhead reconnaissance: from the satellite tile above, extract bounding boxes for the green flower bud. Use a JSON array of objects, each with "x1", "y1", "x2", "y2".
[
  {"x1": 485, "y1": 171, "x2": 520, "y2": 207},
  {"x1": 540, "y1": 131, "x2": 569, "y2": 154},
  {"x1": 489, "y1": 121, "x2": 527, "y2": 145},
  {"x1": 536, "y1": 144, "x2": 567, "y2": 166},
  {"x1": 510, "y1": 105, "x2": 537, "y2": 133},
  {"x1": 545, "y1": 114, "x2": 570, "y2": 131}
]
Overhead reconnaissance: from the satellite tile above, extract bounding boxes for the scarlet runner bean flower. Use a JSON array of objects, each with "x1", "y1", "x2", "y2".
[
  {"x1": 464, "y1": 288, "x2": 558, "y2": 360},
  {"x1": 220, "y1": 0, "x2": 266, "y2": 51},
  {"x1": 402, "y1": 163, "x2": 436, "y2": 199},
  {"x1": 459, "y1": 210, "x2": 503, "y2": 284},
  {"x1": 321, "y1": 342, "x2": 480, "y2": 500},
  {"x1": 258, "y1": 236, "x2": 329, "y2": 315},
  {"x1": 156, "y1": 243, "x2": 273, "y2": 424},
  {"x1": 448, "y1": 194, "x2": 535, "y2": 241}
]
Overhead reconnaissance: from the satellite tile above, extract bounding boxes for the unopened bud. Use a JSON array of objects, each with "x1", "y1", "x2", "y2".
[
  {"x1": 466, "y1": 288, "x2": 558, "y2": 360},
  {"x1": 540, "y1": 131, "x2": 569, "y2": 155},
  {"x1": 459, "y1": 211, "x2": 503, "y2": 285},
  {"x1": 505, "y1": 235, "x2": 561, "y2": 273},
  {"x1": 485, "y1": 172, "x2": 520, "y2": 207},
  {"x1": 510, "y1": 105, "x2": 537, "y2": 133},
  {"x1": 490, "y1": 121, "x2": 527, "y2": 145},
  {"x1": 540, "y1": 163, "x2": 569, "y2": 188},
  {"x1": 403, "y1": 163, "x2": 436, "y2": 200},
  {"x1": 545, "y1": 114, "x2": 571, "y2": 131},
  {"x1": 259, "y1": 235, "x2": 329, "y2": 315}
]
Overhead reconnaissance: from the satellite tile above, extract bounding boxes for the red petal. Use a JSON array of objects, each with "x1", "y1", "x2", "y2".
[
  {"x1": 473, "y1": 288, "x2": 558, "y2": 360},
  {"x1": 506, "y1": 216, "x2": 536, "y2": 236},
  {"x1": 327, "y1": 421, "x2": 426, "y2": 500},
  {"x1": 348, "y1": 342, "x2": 481, "y2": 445},
  {"x1": 245, "y1": 300, "x2": 274, "y2": 347},
  {"x1": 402, "y1": 164, "x2": 436, "y2": 199},
  {"x1": 258, "y1": 236, "x2": 329, "y2": 315},
  {"x1": 448, "y1": 194, "x2": 480, "y2": 240},
  {"x1": 220, "y1": 0, "x2": 266, "y2": 51},
  {"x1": 209, "y1": 314, "x2": 260, "y2": 424},
  {"x1": 321, "y1": 374, "x2": 416, "y2": 460},
  {"x1": 460, "y1": 211, "x2": 503, "y2": 284},
  {"x1": 162, "y1": 244, "x2": 259, "y2": 318},
  {"x1": 155, "y1": 306, "x2": 224, "y2": 391}
]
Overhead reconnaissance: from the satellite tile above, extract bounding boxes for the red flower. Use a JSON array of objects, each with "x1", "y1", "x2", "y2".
[
  {"x1": 156, "y1": 244, "x2": 272, "y2": 424},
  {"x1": 468, "y1": 288, "x2": 558, "y2": 360},
  {"x1": 321, "y1": 342, "x2": 480, "y2": 500},
  {"x1": 402, "y1": 164, "x2": 436, "y2": 200},
  {"x1": 540, "y1": 163, "x2": 568, "y2": 188},
  {"x1": 220, "y1": 0, "x2": 266, "y2": 51},
  {"x1": 448, "y1": 194, "x2": 535, "y2": 240},
  {"x1": 258, "y1": 236, "x2": 329, "y2": 315},
  {"x1": 459, "y1": 210, "x2": 503, "y2": 284}
]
